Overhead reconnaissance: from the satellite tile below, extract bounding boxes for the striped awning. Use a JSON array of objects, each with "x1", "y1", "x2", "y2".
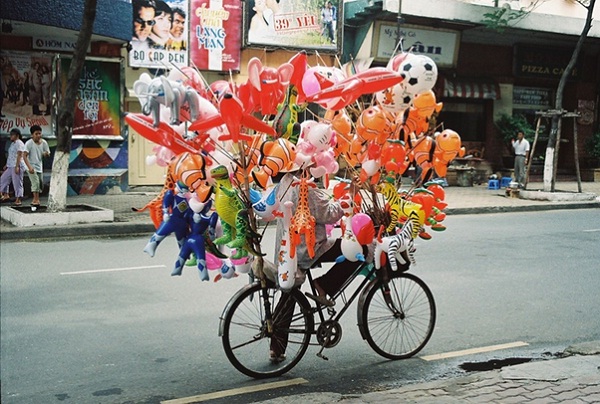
[{"x1": 441, "y1": 78, "x2": 500, "y2": 100}]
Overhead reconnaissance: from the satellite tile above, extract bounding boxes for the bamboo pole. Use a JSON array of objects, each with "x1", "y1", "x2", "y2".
[
  {"x1": 552, "y1": 113, "x2": 563, "y2": 192},
  {"x1": 572, "y1": 111, "x2": 582, "y2": 192},
  {"x1": 524, "y1": 115, "x2": 542, "y2": 189}
]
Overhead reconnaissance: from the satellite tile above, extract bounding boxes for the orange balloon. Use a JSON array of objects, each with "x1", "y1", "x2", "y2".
[
  {"x1": 427, "y1": 184, "x2": 446, "y2": 201},
  {"x1": 334, "y1": 132, "x2": 351, "y2": 156},
  {"x1": 433, "y1": 160, "x2": 448, "y2": 177},
  {"x1": 356, "y1": 105, "x2": 393, "y2": 142},
  {"x1": 409, "y1": 135, "x2": 434, "y2": 166},
  {"x1": 434, "y1": 129, "x2": 462, "y2": 164},
  {"x1": 174, "y1": 152, "x2": 208, "y2": 193},
  {"x1": 380, "y1": 140, "x2": 407, "y2": 166},
  {"x1": 410, "y1": 193, "x2": 434, "y2": 218},
  {"x1": 331, "y1": 109, "x2": 353, "y2": 137}
]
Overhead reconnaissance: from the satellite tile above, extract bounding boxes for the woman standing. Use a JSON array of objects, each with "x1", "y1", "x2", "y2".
[{"x1": 0, "y1": 128, "x2": 27, "y2": 206}]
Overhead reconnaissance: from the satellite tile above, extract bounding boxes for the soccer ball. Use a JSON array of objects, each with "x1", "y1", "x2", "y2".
[{"x1": 398, "y1": 55, "x2": 438, "y2": 96}]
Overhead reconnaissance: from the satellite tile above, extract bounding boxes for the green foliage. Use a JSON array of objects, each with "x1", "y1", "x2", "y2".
[
  {"x1": 586, "y1": 131, "x2": 600, "y2": 159},
  {"x1": 481, "y1": 5, "x2": 527, "y2": 32},
  {"x1": 494, "y1": 113, "x2": 535, "y2": 144}
]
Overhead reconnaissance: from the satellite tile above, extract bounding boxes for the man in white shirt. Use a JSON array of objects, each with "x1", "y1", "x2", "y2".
[{"x1": 511, "y1": 131, "x2": 530, "y2": 186}]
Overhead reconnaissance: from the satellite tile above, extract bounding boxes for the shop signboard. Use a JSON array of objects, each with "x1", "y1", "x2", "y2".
[
  {"x1": 243, "y1": 0, "x2": 341, "y2": 53},
  {"x1": 59, "y1": 58, "x2": 123, "y2": 139},
  {"x1": 0, "y1": 50, "x2": 53, "y2": 136},
  {"x1": 372, "y1": 22, "x2": 459, "y2": 67},
  {"x1": 190, "y1": 0, "x2": 242, "y2": 72},
  {"x1": 130, "y1": 0, "x2": 189, "y2": 68},
  {"x1": 513, "y1": 86, "x2": 552, "y2": 109},
  {"x1": 514, "y1": 45, "x2": 582, "y2": 80}
]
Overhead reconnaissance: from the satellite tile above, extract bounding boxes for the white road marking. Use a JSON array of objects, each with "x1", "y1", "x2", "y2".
[
  {"x1": 582, "y1": 229, "x2": 600, "y2": 232},
  {"x1": 161, "y1": 378, "x2": 309, "y2": 404},
  {"x1": 60, "y1": 265, "x2": 166, "y2": 276},
  {"x1": 420, "y1": 341, "x2": 529, "y2": 361}
]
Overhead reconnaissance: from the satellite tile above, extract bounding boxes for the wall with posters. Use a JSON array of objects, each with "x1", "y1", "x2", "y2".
[{"x1": 1, "y1": 51, "x2": 128, "y2": 195}]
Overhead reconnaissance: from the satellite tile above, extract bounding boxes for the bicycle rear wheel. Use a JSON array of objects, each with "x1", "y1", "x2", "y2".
[
  {"x1": 361, "y1": 272, "x2": 436, "y2": 360},
  {"x1": 220, "y1": 282, "x2": 314, "y2": 378}
]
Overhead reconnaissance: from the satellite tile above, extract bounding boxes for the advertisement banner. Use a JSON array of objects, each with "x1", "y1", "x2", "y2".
[
  {"x1": 0, "y1": 50, "x2": 53, "y2": 136},
  {"x1": 130, "y1": 0, "x2": 189, "y2": 68},
  {"x1": 372, "y1": 22, "x2": 459, "y2": 67},
  {"x1": 190, "y1": 0, "x2": 242, "y2": 72},
  {"x1": 60, "y1": 58, "x2": 122, "y2": 139},
  {"x1": 243, "y1": 0, "x2": 340, "y2": 52}
]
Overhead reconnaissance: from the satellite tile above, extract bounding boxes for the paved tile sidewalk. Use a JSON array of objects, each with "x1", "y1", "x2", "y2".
[{"x1": 252, "y1": 343, "x2": 600, "y2": 403}]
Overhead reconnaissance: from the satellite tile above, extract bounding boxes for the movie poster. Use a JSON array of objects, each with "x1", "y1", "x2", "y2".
[
  {"x1": 244, "y1": 0, "x2": 340, "y2": 52},
  {"x1": 130, "y1": 0, "x2": 189, "y2": 68},
  {"x1": 60, "y1": 58, "x2": 122, "y2": 139},
  {"x1": 190, "y1": 0, "x2": 242, "y2": 72},
  {"x1": 0, "y1": 50, "x2": 53, "y2": 136}
]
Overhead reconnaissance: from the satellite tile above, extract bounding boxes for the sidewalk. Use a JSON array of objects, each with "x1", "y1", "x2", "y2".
[
  {"x1": 1, "y1": 180, "x2": 599, "y2": 240},
  {"x1": 254, "y1": 342, "x2": 600, "y2": 403}
]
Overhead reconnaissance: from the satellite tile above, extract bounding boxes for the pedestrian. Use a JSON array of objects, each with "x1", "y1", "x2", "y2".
[
  {"x1": 0, "y1": 128, "x2": 27, "y2": 206},
  {"x1": 23, "y1": 124, "x2": 50, "y2": 207},
  {"x1": 321, "y1": 1, "x2": 335, "y2": 43},
  {"x1": 511, "y1": 130, "x2": 530, "y2": 187},
  {"x1": 270, "y1": 166, "x2": 367, "y2": 362}
]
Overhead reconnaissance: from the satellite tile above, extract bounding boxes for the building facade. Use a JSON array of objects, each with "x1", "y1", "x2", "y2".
[{"x1": 2, "y1": 0, "x2": 598, "y2": 191}]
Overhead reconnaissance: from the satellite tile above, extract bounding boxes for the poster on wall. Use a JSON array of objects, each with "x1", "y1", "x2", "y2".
[
  {"x1": 0, "y1": 50, "x2": 53, "y2": 136},
  {"x1": 190, "y1": 0, "x2": 242, "y2": 72},
  {"x1": 243, "y1": 0, "x2": 341, "y2": 52},
  {"x1": 130, "y1": 0, "x2": 189, "y2": 68},
  {"x1": 60, "y1": 58, "x2": 123, "y2": 139}
]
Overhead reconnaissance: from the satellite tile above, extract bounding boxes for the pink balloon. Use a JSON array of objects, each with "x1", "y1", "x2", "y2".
[
  {"x1": 206, "y1": 253, "x2": 224, "y2": 270},
  {"x1": 352, "y1": 213, "x2": 373, "y2": 236},
  {"x1": 301, "y1": 67, "x2": 322, "y2": 97}
]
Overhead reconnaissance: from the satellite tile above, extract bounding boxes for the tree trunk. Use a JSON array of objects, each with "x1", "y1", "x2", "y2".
[
  {"x1": 47, "y1": 0, "x2": 98, "y2": 212},
  {"x1": 543, "y1": 0, "x2": 595, "y2": 191}
]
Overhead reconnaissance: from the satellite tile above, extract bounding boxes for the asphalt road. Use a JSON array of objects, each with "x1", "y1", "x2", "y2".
[{"x1": 1, "y1": 209, "x2": 599, "y2": 403}]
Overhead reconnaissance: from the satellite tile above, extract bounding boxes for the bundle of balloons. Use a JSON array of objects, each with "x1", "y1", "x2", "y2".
[{"x1": 127, "y1": 50, "x2": 464, "y2": 287}]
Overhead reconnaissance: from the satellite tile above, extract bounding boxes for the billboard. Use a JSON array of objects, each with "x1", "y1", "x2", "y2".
[
  {"x1": 130, "y1": 0, "x2": 189, "y2": 68},
  {"x1": 0, "y1": 50, "x2": 53, "y2": 136},
  {"x1": 243, "y1": 0, "x2": 341, "y2": 52},
  {"x1": 59, "y1": 58, "x2": 123, "y2": 139},
  {"x1": 190, "y1": 0, "x2": 243, "y2": 72}
]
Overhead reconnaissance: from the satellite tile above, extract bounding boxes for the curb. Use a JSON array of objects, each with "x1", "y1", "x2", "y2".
[
  {"x1": 0, "y1": 221, "x2": 156, "y2": 241},
  {"x1": 2, "y1": 202, "x2": 599, "y2": 241},
  {"x1": 445, "y1": 201, "x2": 600, "y2": 215}
]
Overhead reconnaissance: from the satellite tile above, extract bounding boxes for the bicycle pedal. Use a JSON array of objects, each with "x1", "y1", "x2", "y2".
[{"x1": 316, "y1": 352, "x2": 329, "y2": 361}]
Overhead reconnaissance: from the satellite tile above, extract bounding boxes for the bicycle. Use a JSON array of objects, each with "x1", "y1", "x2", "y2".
[{"x1": 219, "y1": 258, "x2": 436, "y2": 379}]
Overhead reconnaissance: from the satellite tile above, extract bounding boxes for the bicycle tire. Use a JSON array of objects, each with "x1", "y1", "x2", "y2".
[
  {"x1": 221, "y1": 282, "x2": 314, "y2": 378},
  {"x1": 361, "y1": 272, "x2": 436, "y2": 360}
]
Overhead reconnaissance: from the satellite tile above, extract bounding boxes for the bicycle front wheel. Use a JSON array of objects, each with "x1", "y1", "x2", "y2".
[
  {"x1": 221, "y1": 282, "x2": 314, "y2": 378},
  {"x1": 361, "y1": 272, "x2": 436, "y2": 360}
]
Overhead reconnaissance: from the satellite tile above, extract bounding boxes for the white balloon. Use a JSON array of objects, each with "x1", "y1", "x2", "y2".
[{"x1": 398, "y1": 55, "x2": 438, "y2": 96}]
